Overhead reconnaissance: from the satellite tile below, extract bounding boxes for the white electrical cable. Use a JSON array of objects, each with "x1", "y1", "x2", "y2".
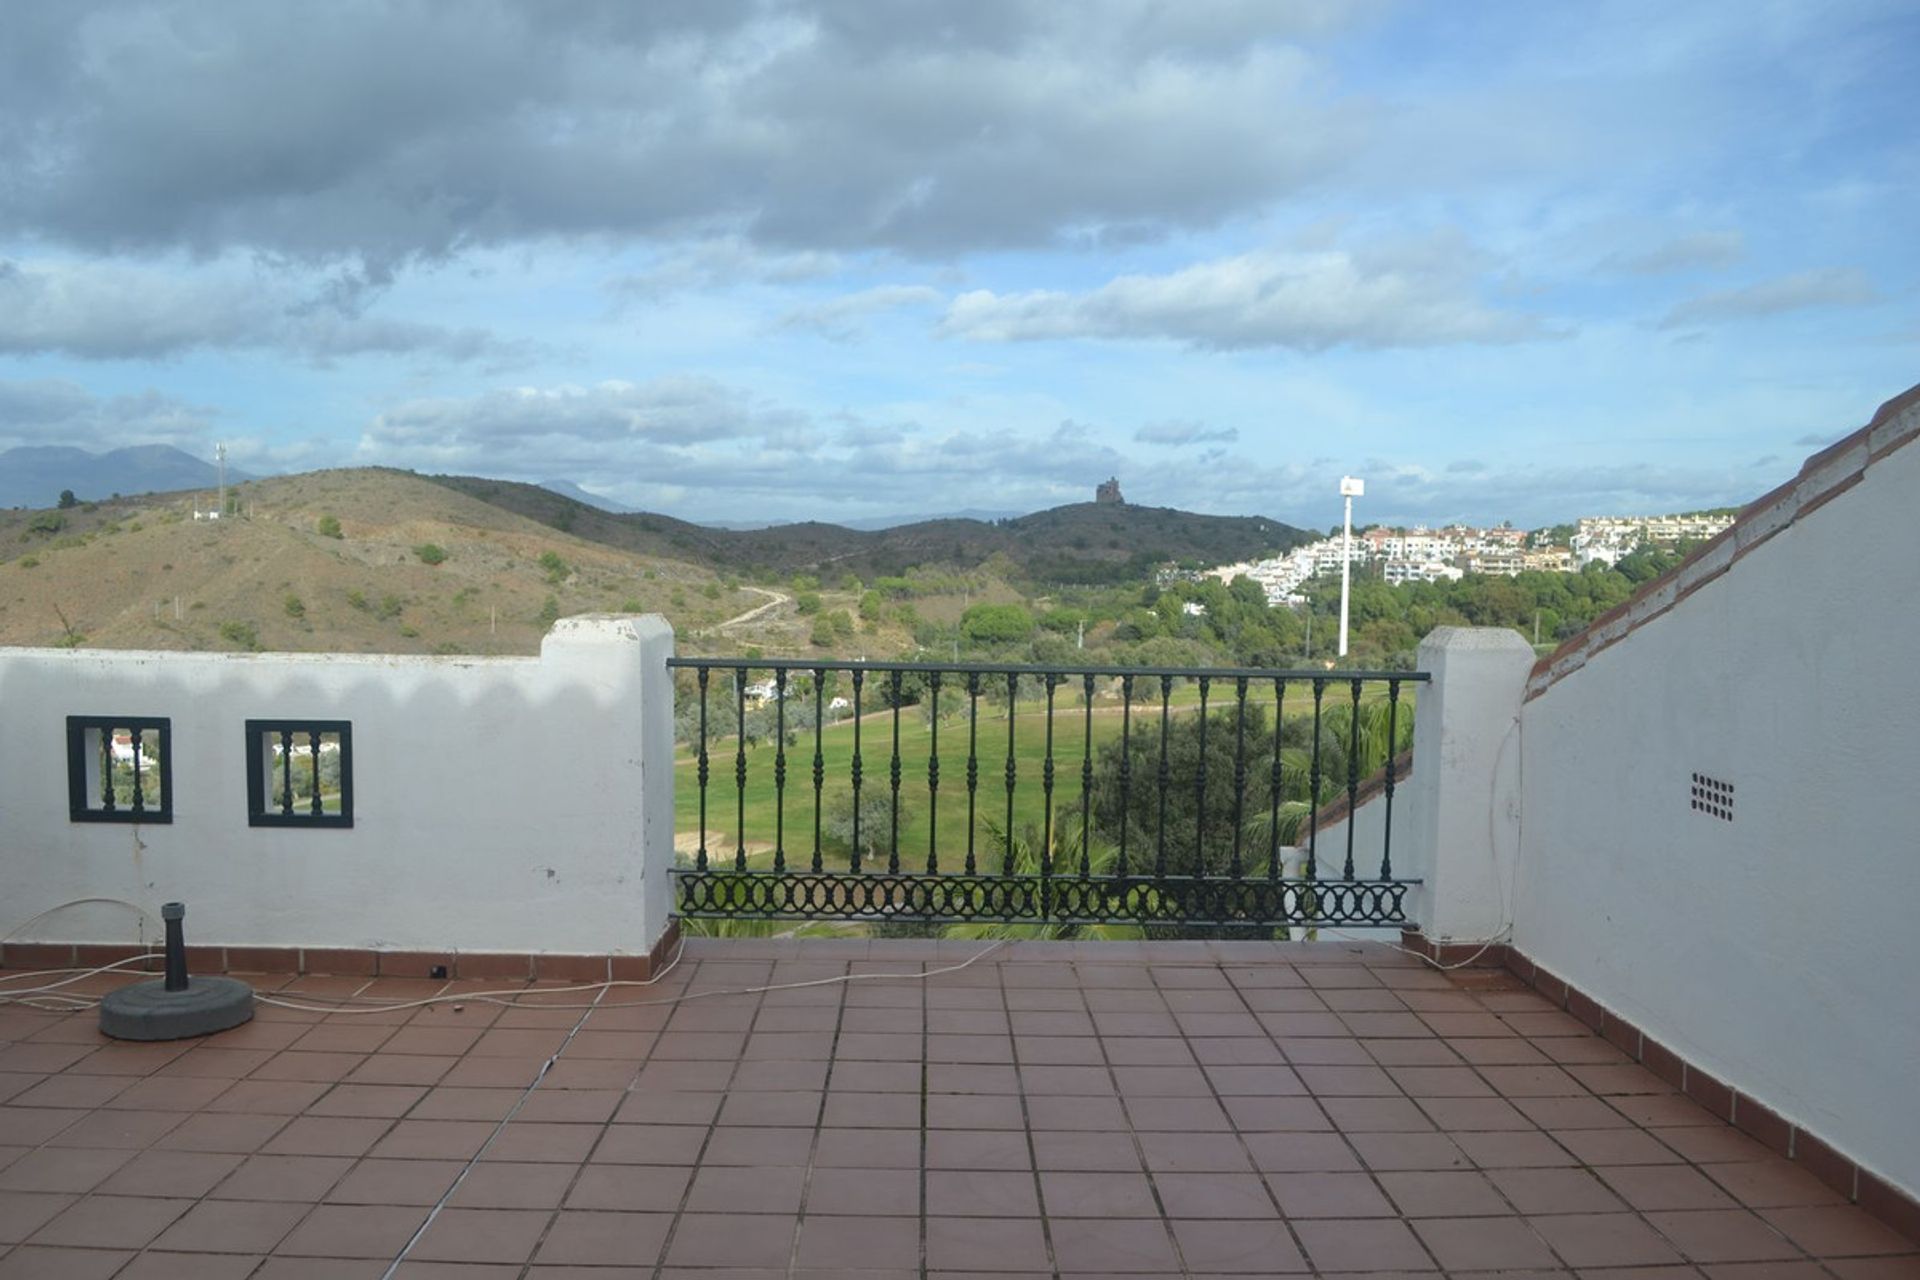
[
  {"x1": 1, "y1": 896, "x2": 163, "y2": 946},
  {"x1": 0, "y1": 938, "x2": 1013, "y2": 1018},
  {"x1": 0, "y1": 952, "x2": 167, "y2": 1010},
  {"x1": 1325, "y1": 709, "x2": 1524, "y2": 971},
  {"x1": 254, "y1": 937, "x2": 1008, "y2": 1014}
]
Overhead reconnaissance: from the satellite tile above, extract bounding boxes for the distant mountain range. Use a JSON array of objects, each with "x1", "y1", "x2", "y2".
[
  {"x1": 432, "y1": 472, "x2": 1310, "y2": 583},
  {"x1": 0, "y1": 445, "x2": 249, "y2": 509},
  {"x1": 538, "y1": 479, "x2": 638, "y2": 513},
  {"x1": 699, "y1": 507, "x2": 1025, "y2": 532}
]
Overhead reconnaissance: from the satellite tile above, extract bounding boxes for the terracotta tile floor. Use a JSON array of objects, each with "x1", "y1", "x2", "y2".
[{"x1": 0, "y1": 938, "x2": 1915, "y2": 1278}]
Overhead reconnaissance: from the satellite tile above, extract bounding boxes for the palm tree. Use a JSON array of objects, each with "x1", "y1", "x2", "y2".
[{"x1": 940, "y1": 816, "x2": 1146, "y2": 942}]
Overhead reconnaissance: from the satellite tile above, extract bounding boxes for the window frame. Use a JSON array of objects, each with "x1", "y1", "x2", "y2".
[
  {"x1": 66, "y1": 716, "x2": 173, "y2": 824},
  {"x1": 245, "y1": 719, "x2": 354, "y2": 828}
]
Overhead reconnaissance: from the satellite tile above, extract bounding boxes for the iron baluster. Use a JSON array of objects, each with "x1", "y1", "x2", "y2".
[
  {"x1": 850, "y1": 669, "x2": 865, "y2": 873},
  {"x1": 279, "y1": 728, "x2": 294, "y2": 815},
  {"x1": 1344, "y1": 677, "x2": 1362, "y2": 880},
  {"x1": 1230, "y1": 676, "x2": 1247, "y2": 880},
  {"x1": 1154, "y1": 674, "x2": 1172, "y2": 878},
  {"x1": 98, "y1": 730, "x2": 114, "y2": 812},
  {"x1": 1080, "y1": 673, "x2": 1095, "y2": 878},
  {"x1": 1307, "y1": 678, "x2": 1324, "y2": 880},
  {"x1": 888, "y1": 671, "x2": 903, "y2": 875},
  {"x1": 1116, "y1": 674, "x2": 1134, "y2": 879},
  {"x1": 1194, "y1": 676, "x2": 1211, "y2": 875},
  {"x1": 695, "y1": 667, "x2": 710, "y2": 872},
  {"x1": 1040, "y1": 675, "x2": 1057, "y2": 915},
  {"x1": 965, "y1": 672, "x2": 980, "y2": 875},
  {"x1": 772, "y1": 669, "x2": 788, "y2": 874},
  {"x1": 130, "y1": 727, "x2": 145, "y2": 814},
  {"x1": 812, "y1": 670, "x2": 826, "y2": 873},
  {"x1": 1268, "y1": 678, "x2": 1287, "y2": 882},
  {"x1": 734, "y1": 669, "x2": 748, "y2": 872},
  {"x1": 308, "y1": 730, "x2": 323, "y2": 816},
  {"x1": 926, "y1": 672, "x2": 941, "y2": 874},
  {"x1": 1003, "y1": 672, "x2": 1018, "y2": 877},
  {"x1": 1381, "y1": 678, "x2": 1401, "y2": 879}
]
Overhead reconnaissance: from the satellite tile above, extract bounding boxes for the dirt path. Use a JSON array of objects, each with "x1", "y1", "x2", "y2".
[{"x1": 715, "y1": 586, "x2": 789, "y2": 630}]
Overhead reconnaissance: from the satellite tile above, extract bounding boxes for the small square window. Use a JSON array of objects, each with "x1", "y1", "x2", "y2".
[
  {"x1": 247, "y1": 720, "x2": 353, "y2": 828},
  {"x1": 67, "y1": 717, "x2": 172, "y2": 823}
]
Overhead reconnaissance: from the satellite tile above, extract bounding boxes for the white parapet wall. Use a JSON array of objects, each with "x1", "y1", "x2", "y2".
[
  {"x1": 1511, "y1": 397, "x2": 1920, "y2": 1196},
  {"x1": 0, "y1": 615, "x2": 675, "y2": 959}
]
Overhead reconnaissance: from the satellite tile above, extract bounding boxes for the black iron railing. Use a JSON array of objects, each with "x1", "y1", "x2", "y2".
[{"x1": 668, "y1": 658, "x2": 1425, "y2": 928}]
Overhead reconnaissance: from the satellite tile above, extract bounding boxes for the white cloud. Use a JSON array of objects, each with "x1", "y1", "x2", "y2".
[
  {"x1": 779, "y1": 285, "x2": 943, "y2": 339},
  {"x1": 0, "y1": 377, "x2": 215, "y2": 449},
  {"x1": 0, "y1": 257, "x2": 534, "y2": 365},
  {"x1": 1609, "y1": 230, "x2": 1746, "y2": 275},
  {"x1": 1134, "y1": 421, "x2": 1239, "y2": 446},
  {"x1": 940, "y1": 246, "x2": 1554, "y2": 351},
  {"x1": 1661, "y1": 267, "x2": 1878, "y2": 328}
]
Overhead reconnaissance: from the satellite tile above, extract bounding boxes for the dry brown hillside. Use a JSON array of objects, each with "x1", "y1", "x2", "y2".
[{"x1": 0, "y1": 468, "x2": 768, "y2": 655}]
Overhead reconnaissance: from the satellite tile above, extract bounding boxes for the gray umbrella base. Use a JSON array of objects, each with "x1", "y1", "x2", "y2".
[{"x1": 99, "y1": 976, "x2": 255, "y2": 1041}]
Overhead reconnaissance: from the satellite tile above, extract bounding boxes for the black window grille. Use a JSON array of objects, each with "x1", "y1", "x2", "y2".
[
  {"x1": 66, "y1": 716, "x2": 172, "y2": 823},
  {"x1": 246, "y1": 720, "x2": 353, "y2": 828}
]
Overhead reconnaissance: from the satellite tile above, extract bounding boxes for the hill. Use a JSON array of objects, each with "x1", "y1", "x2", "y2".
[
  {"x1": 0, "y1": 445, "x2": 251, "y2": 509},
  {"x1": 0, "y1": 469, "x2": 778, "y2": 655},
  {"x1": 428, "y1": 473, "x2": 1310, "y2": 582}
]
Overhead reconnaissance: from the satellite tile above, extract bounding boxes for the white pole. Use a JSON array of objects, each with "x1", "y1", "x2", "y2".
[
  {"x1": 1338, "y1": 494, "x2": 1353, "y2": 658},
  {"x1": 1336, "y1": 476, "x2": 1363, "y2": 659}
]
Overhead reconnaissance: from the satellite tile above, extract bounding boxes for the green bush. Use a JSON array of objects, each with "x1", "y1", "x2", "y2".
[
  {"x1": 535, "y1": 595, "x2": 561, "y2": 626},
  {"x1": 375, "y1": 594, "x2": 403, "y2": 620},
  {"x1": 316, "y1": 514, "x2": 342, "y2": 539},
  {"x1": 346, "y1": 590, "x2": 367, "y2": 611},
  {"x1": 794, "y1": 591, "x2": 822, "y2": 615},
  {"x1": 218, "y1": 620, "x2": 260, "y2": 651},
  {"x1": 539, "y1": 551, "x2": 569, "y2": 584},
  {"x1": 27, "y1": 511, "x2": 64, "y2": 535},
  {"x1": 16, "y1": 556, "x2": 38, "y2": 569},
  {"x1": 414, "y1": 543, "x2": 447, "y2": 565},
  {"x1": 284, "y1": 594, "x2": 305, "y2": 618}
]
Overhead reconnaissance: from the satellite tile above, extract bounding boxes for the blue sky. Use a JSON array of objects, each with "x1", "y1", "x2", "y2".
[{"x1": 0, "y1": 0, "x2": 1913, "y2": 529}]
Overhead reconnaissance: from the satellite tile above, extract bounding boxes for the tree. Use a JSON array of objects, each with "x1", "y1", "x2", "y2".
[
  {"x1": 57, "y1": 490, "x2": 78, "y2": 509},
  {"x1": 822, "y1": 787, "x2": 914, "y2": 870}
]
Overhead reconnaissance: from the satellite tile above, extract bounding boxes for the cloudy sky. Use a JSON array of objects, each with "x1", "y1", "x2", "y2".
[{"x1": 1, "y1": 1, "x2": 1914, "y2": 529}]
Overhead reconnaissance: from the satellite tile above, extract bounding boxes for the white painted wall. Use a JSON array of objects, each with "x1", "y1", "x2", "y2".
[
  {"x1": 1512, "y1": 434, "x2": 1920, "y2": 1194},
  {"x1": 0, "y1": 615, "x2": 675, "y2": 957}
]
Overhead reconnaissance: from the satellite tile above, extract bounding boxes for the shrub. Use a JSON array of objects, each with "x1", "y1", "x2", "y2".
[
  {"x1": 16, "y1": 556, "x2": 38, "y2": 569},
  {"x1": 284, "y1": 594, "x2": 305, "y2": 618},
  {"x1": 535, "y1": 595, "x2": 561, "y2": 626},
  {"x1": 316, "y1": 514, "x2": 342, "y2": 539},
  {"x1": 27, "y1": 511, "x2": 64, "y2": 534},
  {"x1": 794, "y1": 591, "x2": 822, "y2": 615},
  {"x1": 414, "y1": 543, "x2": 447, "y2": 565},
  {"x1": 375, "y1": 594, "x2": 403, "y2": 620},
  {"x1": 346, "y1": 590, "x2": 367, "y2": 611},
  {"x1": 218, "y1": 620, "x2": 260, "y2": 651},
  {"x1": 538, "y1": 551, "x2": 568, "y2": 584}
]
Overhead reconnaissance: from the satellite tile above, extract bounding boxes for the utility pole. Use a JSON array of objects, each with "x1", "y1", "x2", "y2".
[
  {"x1": 1076, "y1": 619, "x2": 1084, "y2": 650},
  {"x1": 1337, "y1": 476, "x2": 1364, "y2": 658},
  {"x1": 215, "y1": 444, "x2": 227, "y2": 519}
]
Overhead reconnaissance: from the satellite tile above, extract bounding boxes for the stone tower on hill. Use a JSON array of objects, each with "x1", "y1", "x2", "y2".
[{"x1": 1095, "y1": 477, "x2": 1124, "y2": 505}]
